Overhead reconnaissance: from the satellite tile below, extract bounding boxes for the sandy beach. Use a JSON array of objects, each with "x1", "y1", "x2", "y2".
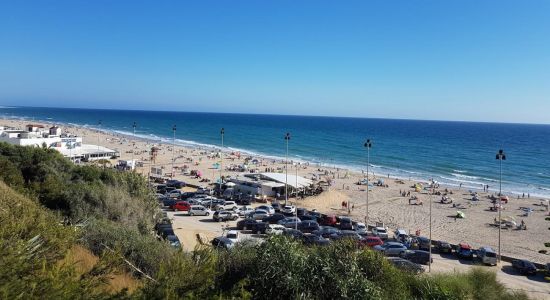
[{"x1": 2, "y1": 118, "x2": 549, "y2": 264}]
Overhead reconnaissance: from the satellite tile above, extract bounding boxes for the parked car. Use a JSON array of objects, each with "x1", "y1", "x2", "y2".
[
  {"x1": 334, "y1": 230, "x2": 365, "y2": 243},
  {"x1": 250, "y1": 222, "x2": 269, "y2": 234},
  {"x1": 225, "y1": 230, "x2": 239, "y2": 243},
  {"x1": 179, "y1": 192, "x2": 196, "y2": 200},
  {"x1": 249, "y1": 210, "x2": 270, "y2": 220},
  {"x1": 266, "y1": 224, "x2": 286, "y2": 235},
  {"x1": 308, "y1": 210, "x2": 322, "y2": 219},
  {"x1": 278, "y1": 217, "x2": 302, "y2": 228},
  {"x1": 166, "y1": 235, "x2": 181, "y2": 248},
  {"x1": 297, "y1": 220, "x2": 320, "y2": 233},
  {"x1": 155, "y1": 223, "x2": 173, "y2": 235},
  {"x1": 319, "y1": 215, "x2": 338, "y2": 226},
  {"x1": 313, "y1": 226, "x2": 341, "y2": 238},
  {"x1": 271, "y1": 202, "x2": 282, "y2": 212},
  {"x1": 299, "y1": 215, "x2": 318, "y2": 222},
  {"x1": 296, "y1": 208, "x2": 307, "y2": 216},
  {"x1": 261, "y1": 213, "x2": 286, "y2": 224},
  {"x1": 282, "y1": 205, "x2": 296, "y2": 214},
  {"x1": 283, "y1": 228, "x2": 304, "y2": 239},
  {"x1": 365, "y1": 236, "x2": 384, "y2": 247},
  {"x1": 373, "y1": 242, "x2": 408, "y2": 256},
  {"x1": 355, "y1": 222, "x2": 367, "y2": 235},
  {"x1": 211, "y1": 237, "x2": 234, "y2": 249},
  {"x1": 166, "y1": 190, "x2": 181, "y2": 199},
  {"x1": 166, "y1": 180, "x2": 186, "y2": 188},
  {"x1": 162, "y1": 198, "x2": 178, "y2": 208},
  {"x1": 160, "y1": 228, "x2": 175, "y2": 239},
  {"x1": 372, "y1": 227, "x2": 389, "y2": 239},
  {"x1": 456, "y1": 242, "x2": 474, "y2": 259},
  {"x1": 394, "y1": 229, "x2": 410, "y2": 243},
  {"x1": 511, "y1": 259, "x2": 537, "y2": 275},
  {"x1": 339, "y1": 217, "x2": 354, "y2": 230},
  {"x1": 436, "y1": 241, "x2": 453, "y2": 254},
  {"x1": 156, "y1": 184, "x2": 167, "y2": 194},
  {"x1": 213, "y1": 210, "x2": 239, "y2": 222},
  {"x1": 387, "y1": 257, "x2": 424, "y2": 274},
  {"x1": 172, "y1": 201, "x2": 191, "y2": 211},
  {"x1": 237, "y1": 218, "x2": 258, "y2": 230},
  {"x1": 302, "y1": 233, "x2": 330, "y2": 246},
  {"x1": 413, "y1": 236, "x2": 431, "y2": 251},
  {"x1": 477, "y1": 246, "x2": 497, "y2": 266},
  {"x1": 256, "y1": 205, "x2": 275, "y2": 215},
  {"x1": 188, "y1": 205, "x2": 211, "y2": 216},
  {"x1": 400, "y1": 250, "x2": 432, "y2": 265},
  {"x1": 215, "y1": 200, "x2": 238, "y2": 211},
  {"x1": 235, "y1": 206, "x2": 255, "y2": 217}
]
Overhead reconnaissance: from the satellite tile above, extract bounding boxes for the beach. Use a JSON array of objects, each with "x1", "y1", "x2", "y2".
[{"x1": 2, "y1": 117, "x2": 549, "y2": 264}]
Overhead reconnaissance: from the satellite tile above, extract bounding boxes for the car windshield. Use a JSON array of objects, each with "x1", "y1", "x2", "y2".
[
  {"x1": 485, "y1": 252, "x2": 496, "y2": 257},
  {"x1": 378, "y1": 229, "x2": 386, "y2": 233},
  {"x1": 227, "y1": 234, "x2": 237, "y2": 239}
]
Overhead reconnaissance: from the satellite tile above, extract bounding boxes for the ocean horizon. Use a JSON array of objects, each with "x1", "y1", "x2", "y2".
[{"x1": 1, "y1": 106, "x2": 549, "y2": 198}]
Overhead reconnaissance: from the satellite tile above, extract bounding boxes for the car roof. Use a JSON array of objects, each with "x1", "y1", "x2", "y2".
[
  {"x1": 386, "y1": 242, "x2": 404, "y2": 246},
  {"x1": 458, "y1": 242, "x2": 471, "y2": 248}
]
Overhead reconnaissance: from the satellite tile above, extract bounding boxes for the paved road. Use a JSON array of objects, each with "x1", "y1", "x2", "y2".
[
  {"x1": 165, "y1": 207, "x2": 550, "y2": 299},
  {"x1": 430, "y1": 255, "x2": 550, "y2": 299}
]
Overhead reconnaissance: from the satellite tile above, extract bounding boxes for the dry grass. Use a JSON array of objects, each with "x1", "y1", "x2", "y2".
[{"x1": 62, "y1": 245, "x2": 141, "y2": 293}]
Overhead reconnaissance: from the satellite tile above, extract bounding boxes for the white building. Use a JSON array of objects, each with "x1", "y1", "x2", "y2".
[
  {"x1": 229, "y1": 172, "x2": 313, "y2": 197},
  {"x1": 0, "y1": 124, "x2": 119, "y2": 162}
]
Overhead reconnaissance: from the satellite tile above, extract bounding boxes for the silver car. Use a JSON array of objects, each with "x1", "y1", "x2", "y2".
[{"x1": 373, "y1": 242, "x2": 407, "y2": 256}]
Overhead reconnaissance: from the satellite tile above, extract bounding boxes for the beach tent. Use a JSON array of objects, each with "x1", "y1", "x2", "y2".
[{"x1": 456, "y1": 211, "x2": 465, "y2": 218}]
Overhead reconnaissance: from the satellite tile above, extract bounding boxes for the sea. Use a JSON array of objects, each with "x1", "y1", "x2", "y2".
[{"x1": 1, "y1": 106, "x2": 549, "y2": 198}]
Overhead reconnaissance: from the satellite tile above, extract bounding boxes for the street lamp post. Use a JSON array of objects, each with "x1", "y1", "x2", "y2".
[
  {"x1": 295, "y1": 163, "x2": 299, "y2": 230},
  {"x1": 132, "y1": 122, "x2": 137, "y2": 170},
  {"x1": 284, "y1": 133, "x2": 291, "y2": 206},
  {"x1": 172, "y1": 125, "x2": 176, "y2": 179},
  {"x1": 496, "y1": 149, "x2": 506, "y2": 262},
  {"x1": 429, "y1": 185, "x2": 433, "y2": 272},
  {"x1": 220, "y1": 128, "x2": 224, "y2": 185},
  {"x1": 97, "y1": 120, "x2": 102, "y2": 160},
  {"x1": 364, "y1": 139, "x2": 372, "y2": 226}
]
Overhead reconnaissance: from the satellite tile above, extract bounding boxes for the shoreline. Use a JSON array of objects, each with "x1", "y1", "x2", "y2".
[{"x1": 2, "y1": 114, "x2": 547, "y2": 199}]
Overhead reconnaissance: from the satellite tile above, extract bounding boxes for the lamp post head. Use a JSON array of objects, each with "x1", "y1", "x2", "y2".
[
  {"x1": 133, "y1": 122, "x2": 137, "y2": 129},
  {"x1": 496, "y1": 149, "x2": 506, "y2": 160},
  {"x1": 285, "y1": 133, "x2": 291, "y2": 140},
  {"x1": 364, "y1": 139, "x2": 372, "y2": 148},
  {"x1": 98, "y1": 120, "x2": 102, "y2": 126},
  {"x1": 221, "y1": 128, "x2": 224, "y2": 135},
  {"x1": 172, "y1": 125, "x2": 177, "y2": 132}
]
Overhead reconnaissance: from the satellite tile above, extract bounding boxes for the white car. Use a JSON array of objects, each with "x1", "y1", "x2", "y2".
[
  {"x1": 235, "y1": 206, "x2": 255, "y2": 217},
  {"x1": 215, "y1": 201, "x2": 238, "y2": 211},
  {"x1": 188, "y1": 205, "x2": 211, "y2": 216},
  {"x1": 167, "y1": 190, "x2": 182, "y2": 198},
  {"x1": 372, "y1": 227, "x2": 389, "y2": 239},
  {"x1": 226, "y1": 230, "x2": 240, "y2": 243},
  {"x1": 282, "y1": 205, "x2": 296, "y2": 214},
  {"x1": 355, "y1": 222, "x2": 367, "y2": 234},
  {"x1": 266, "y1": 224, "x2": 285, "y2": 235},
  {"x1": 256, "y1": 205, "x2": 275, "y2": 215}
]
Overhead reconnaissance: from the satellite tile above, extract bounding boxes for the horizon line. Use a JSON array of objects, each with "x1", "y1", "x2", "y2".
[{"x1": 2, "y1": 104, "x2": 550, "y2": 127}]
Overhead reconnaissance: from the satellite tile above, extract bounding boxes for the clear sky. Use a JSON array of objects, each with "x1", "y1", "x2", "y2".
[{"x1": 1, "y1": 1, "x2": 549, "y2": 123}]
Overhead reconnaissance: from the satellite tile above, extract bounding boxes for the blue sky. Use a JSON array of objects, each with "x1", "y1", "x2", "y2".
[{"x1": 0, "y1": 1, "x2": 549, "y2": 123}]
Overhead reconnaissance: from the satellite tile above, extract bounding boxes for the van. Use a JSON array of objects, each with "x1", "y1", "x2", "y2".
[
  {"x1": 188, "y1": 205, "x2": 211, "y2": 216},
  {"x1": 477, "y1": 246, "x2": 497, "y2": 265},
  {"x1": 394, "y1": 229, "x2": 409, "y2": 243}
]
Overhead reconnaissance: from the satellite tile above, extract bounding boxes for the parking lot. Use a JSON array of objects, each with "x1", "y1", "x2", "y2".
[{"x1": 161, "y1": 205, "x2": 549, "y2": 298}]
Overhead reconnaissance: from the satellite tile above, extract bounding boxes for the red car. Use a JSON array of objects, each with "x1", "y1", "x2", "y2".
[
  {"x1": 172, "y1": 201, "x2": 191, "y2": 211},
  {"x1": 320, "y1": 215, "x2": 337, "y2": 226},
  {"x1": 365, "y1": 236, "x2": 384, "y2": 247}
]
